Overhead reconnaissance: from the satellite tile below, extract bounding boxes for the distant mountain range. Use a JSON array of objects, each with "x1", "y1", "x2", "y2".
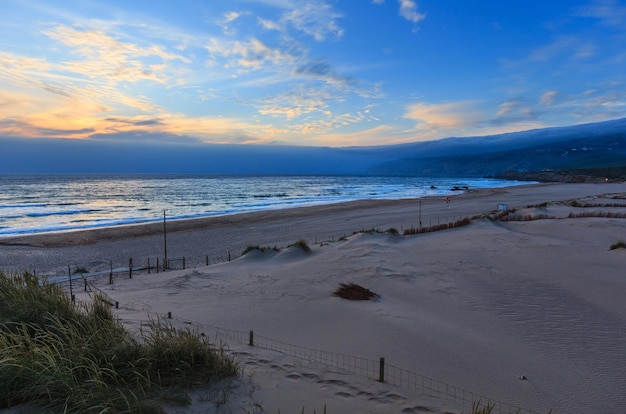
[
  {"x1": 1, "y1": 118, "x2": 625, "y2": 175},
  {"x1": 361, "y1": 117, "x2": 626, "y2": 177}
]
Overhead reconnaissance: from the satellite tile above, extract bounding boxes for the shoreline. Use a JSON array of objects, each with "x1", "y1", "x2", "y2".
[
  {"x1": 1, "y1": 182, "x2": 625, "y2": 278},
  {"x1": 1, "y1": 183, "x2": 537, "y2": 248}
]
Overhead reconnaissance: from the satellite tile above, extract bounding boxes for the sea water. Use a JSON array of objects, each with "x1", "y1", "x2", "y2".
[{"x1": 0, "y1": 174, "x2": 526, "y2": 236}]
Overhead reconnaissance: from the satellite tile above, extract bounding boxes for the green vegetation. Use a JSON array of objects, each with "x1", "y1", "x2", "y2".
[
  {"x1": 241, "y1": 245, "x2": 280, "y2": 255},
  {"x1": 0, "y1": 271, "x2": 238, "y2": 413},
  {"x1": 464, "y1": 400, "x2": 552, "y2": 414},
  {"x1": 404, "y1": 217, "x2": 472, "y2": 235},
  {"x1": 289, "y1": 239, "x2": 312, "y2": 253},
  {"x1": 610, "y1": 240, "x2": 626, "y2": 250}
]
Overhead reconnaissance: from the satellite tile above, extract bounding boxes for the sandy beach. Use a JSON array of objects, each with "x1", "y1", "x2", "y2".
[{"x1": 2, "y1": 182, "x2": 626, "y2": 413}]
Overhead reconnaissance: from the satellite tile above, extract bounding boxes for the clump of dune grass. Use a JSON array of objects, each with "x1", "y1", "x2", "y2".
[
  {"x1": 333, "y1": 283, "x2": 380, "y2": 301},
  {"x1": 241, "y1": 245, "x2": 280, "y2": 255},
  {"x1": 610, "y1": 240, "x2": 626, "y2": 250},
  {"x1": 403, "y1": 217, "x2": 472, "y2": 235},
  {"x1": 0, "y1": 271, "x2": 238, "y2": 413},
  {"x1": 288, "y1": 240, "x2": 312, "y2": 253},
  {"x1": 567, "y1": 211, "x2": 626, "y2": 219},
  {"x1": 463, "y1": 400, "x2": 552, "y2": 414}
]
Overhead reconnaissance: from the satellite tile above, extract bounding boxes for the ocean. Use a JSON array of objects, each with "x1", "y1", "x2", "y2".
[{"x1": 0, "y1": 174, "x2": 526, "y2": 236}]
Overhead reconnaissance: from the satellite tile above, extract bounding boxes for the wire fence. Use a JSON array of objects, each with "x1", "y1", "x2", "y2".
[
  {"x1": 37, "y1": 214, "x2": 486, "y2": 286},
  {"x1": 8, "y1": 259, "x2": 546, "y2": 413},
  {"x1": 98, "y1": 297, "x2": 545, "y2": 414},
  {"x1": 14, "y1": 213, "x2": 551, "y2": 413}
]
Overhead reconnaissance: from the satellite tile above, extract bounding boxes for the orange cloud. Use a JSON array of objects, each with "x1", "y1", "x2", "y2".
[{"x1": 404, "y1": 101, "x2": 481, "y2": 129}]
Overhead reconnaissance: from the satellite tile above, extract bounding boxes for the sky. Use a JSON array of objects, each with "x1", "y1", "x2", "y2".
[{"x1": 1, "y1": 0, "x2": 626, "y2": 149}]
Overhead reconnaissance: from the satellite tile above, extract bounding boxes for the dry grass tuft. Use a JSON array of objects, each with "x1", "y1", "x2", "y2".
[{"x1": 333, "y1": 283, "x2": 380, "y2": 301}]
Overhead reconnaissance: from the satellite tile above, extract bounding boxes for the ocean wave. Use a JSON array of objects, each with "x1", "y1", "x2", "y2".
[
  {"x1": 26, "y1": 209, "x2": 104, "y2": 218},
  {"x1": 0, "y1": 175, "x2": 530, "y2": 236}
]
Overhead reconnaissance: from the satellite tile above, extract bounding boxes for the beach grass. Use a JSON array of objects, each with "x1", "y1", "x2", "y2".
[
  {"x1": 242, "y1": 245, "x2": 280, "y2": 255},
  {"x1": 0, "y1": 271, "x2": 239, "y2": 413},
  {"x1": 288, "y1": 239, "x2": 312, "y2": 253}
]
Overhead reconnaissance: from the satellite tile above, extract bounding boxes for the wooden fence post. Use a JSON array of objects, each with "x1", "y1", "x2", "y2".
[
  {"x1": 68, "y1": 266, "x2": 73, "y2": 299},
  {"x1": 129, "y1": 258, "x2": 133, "y2": 278},
  {"x1": 109, "y1": 261, "x2": 113, "y2": 284},
  {"x1": 206, "y1": 254, "x2": 209, "y2": 266},
  {"x1": 84, "y1": 279, "x2": 87, "y2": 292},
  {"x1": 148, "y1": 258, "x2": 151, "y2": 274},
  {"x1": 167, "y1": 311, "x2": 172, "y2": 319},
  {"x1": 156, "y1": 258, "x2": 159, "y2": 273},
  {"x1": 183, "y1": 256, "x2": 186, "y2": 270},
  {"x1": 378, "y1": 357, "x2": 385, "y2": 383},
  {"x1": 249, "y1": 330, "x2": 254, "y2": 346}
]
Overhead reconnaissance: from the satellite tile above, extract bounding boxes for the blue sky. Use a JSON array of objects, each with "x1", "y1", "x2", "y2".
[{"x1": 1, "y1": 0, "x2": 626, "y2": 148}]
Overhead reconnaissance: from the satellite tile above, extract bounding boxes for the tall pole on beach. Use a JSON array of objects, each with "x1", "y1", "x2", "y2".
[
  {"x1": 419, "y1": 199, "x2": 422, "y2": 230},
  {"x1": 163, "y1": 210, "x2": 168, "y2": 270}
]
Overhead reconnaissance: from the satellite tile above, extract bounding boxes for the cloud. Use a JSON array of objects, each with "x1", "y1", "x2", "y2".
[
  {"x1": 257, "y1": 89, "x2": 331, "y2": 119},
  {"x1": 281, "y1": 0, "x2": 345, "y2": 41},
  {"x1": 250, "y1": 0, "x2": 345, "y2": 41},
  {"x1": 372, "y1": 0, "x2": 426, "y2": 28},
  {"x1": 575, "y1": 0, "x2": 626, "y2": 27},
  {"x1": 540, "y1": 91, "x2": 559, "y2": 106},
  {"x1": 43, "y1": 25, "x2": 190, "y2": 85},
  {"x1": 88, "y1": 131, "x2": 201, "y2": 144},
  {"x1": 528, "y1": 36, "x2": 596, "y2": 62},
  {"x1": 0, "y1": 119, "x2": 95, "y2": 138},
  {"x1": 496, "y1": 98, "x2": 527, "y2": 116},
  {"x1": 224, "y1": 11, "x2": 243, "y2": 24},
  {"x1": 399, "y1": 0, "x2": 426, "y2": 24},
  {"x1": 258, "y1": 17, "x2": 281, "y2": 31},
  {"x1": 404, "y1": 101, "x2": 482, "y2": 131},
  {"x1": 493, "y1": 98, "x2": 534, "y2": 125},
  {"x1": 293, "y1": 60, "x2": 351, "y2": 87},
  {"x1": 313, "y1": 125, "x2": 399, "y2": 146},
  {"x1": 206, "y1": 37, "x2": 296, "y2": 73}
]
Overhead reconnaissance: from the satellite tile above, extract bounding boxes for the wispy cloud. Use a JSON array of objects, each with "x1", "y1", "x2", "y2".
[
  {"x1": 206, "y1": 37, "x2": 297, "y2": 74},
  {"x1": 540, "y1": 91, "x2": 559, "y2": 106},
  {"x1": 283, "y1": 1, "x2": 344, "y2": 41},
  {"x1": 248, "y1": 0, "x2": 344, "y2": 41},
  {"x1": 575, "y1": 0, "x2": 626, "y2": 27},
  {"x1": 257, "y1": 89, "x2": 331, "y2": 119},
  {"x1": 44, "y1": 25, "x2": 189, "y2": 85},
  {"x1": 313, "y1": 125, "x2": 399, "y2": 146},
  {"x1": 528, "y1": 36, "x2": 595, "y2": 62}
]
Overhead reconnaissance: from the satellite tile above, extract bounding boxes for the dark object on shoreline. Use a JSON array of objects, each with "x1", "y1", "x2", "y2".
[{"x1": 333, "y1": 283, "x2": 380, "y2": 301}]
